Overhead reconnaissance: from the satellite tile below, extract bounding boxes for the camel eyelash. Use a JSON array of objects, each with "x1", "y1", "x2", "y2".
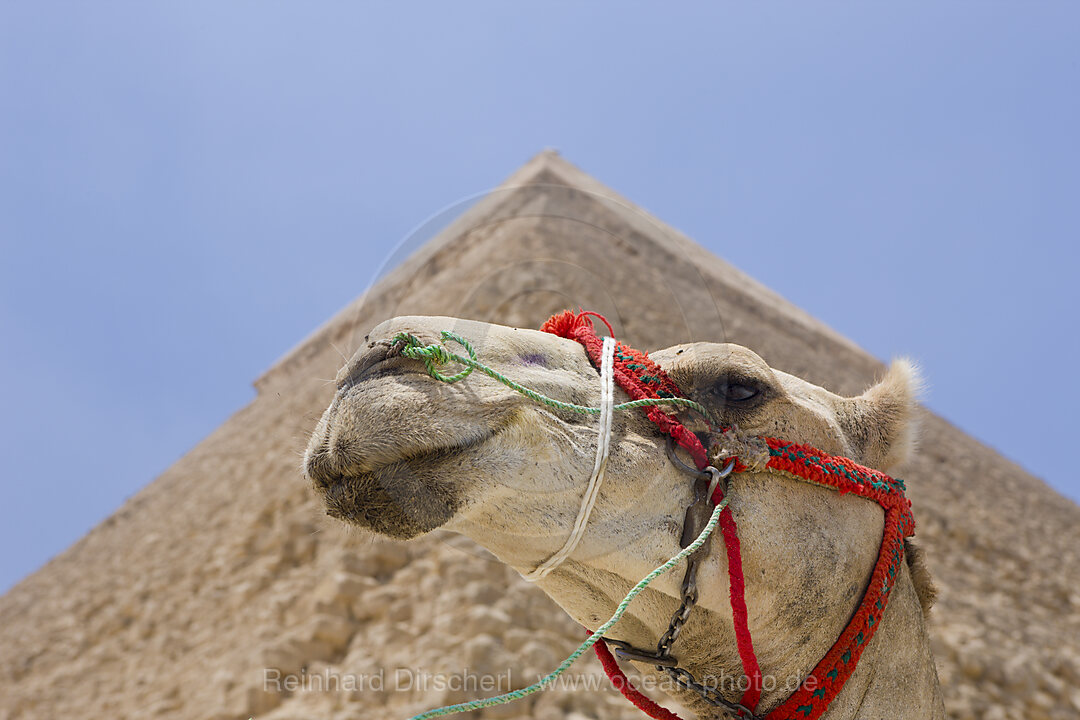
[{"x1": 710, "y1": 375, "x2": 767, "y2": 403}]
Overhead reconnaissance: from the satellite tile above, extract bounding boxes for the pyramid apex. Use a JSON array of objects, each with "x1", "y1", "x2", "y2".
[{"x1": 495, "y1": 148, "x2": 578, "y2": 188}]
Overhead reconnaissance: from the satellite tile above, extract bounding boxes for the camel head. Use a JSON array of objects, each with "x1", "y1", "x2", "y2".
[{"x1": 304, "y1": 314, "x2": 939, "y2": 717}]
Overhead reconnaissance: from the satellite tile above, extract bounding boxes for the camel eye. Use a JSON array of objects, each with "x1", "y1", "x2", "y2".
[{"x1": 715, "y1": 382, "x2": 760, "y2": 403}]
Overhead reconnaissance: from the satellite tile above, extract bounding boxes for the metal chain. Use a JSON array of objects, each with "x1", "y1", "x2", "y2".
[
  {"x1": 657, "y1": 456, "x2": 759, "y2": 719},
  {"x1": 663, "y1": 665, "x2": 760, "y2": 719},
  {"x1": 657, "y1": 527, "x2": 759, "y2": 720},
  {"x1": 656, "y1": 452, "x2": 731, "y2": 660},
  {"x1": 656, "y1": 546, "x2": 700, "y2": 657},
  {"x1": 609, "y1": 455, "x2": 757, "y2": 718}
]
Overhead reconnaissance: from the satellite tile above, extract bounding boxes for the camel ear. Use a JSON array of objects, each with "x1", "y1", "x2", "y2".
[{"x1": 839, "y1": 359, "x2": 922, "y2": 472}]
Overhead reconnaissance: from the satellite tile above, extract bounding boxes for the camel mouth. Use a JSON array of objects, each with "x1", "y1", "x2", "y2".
[{"x1": 309, "y1": 429, "x2": 496, "y2": 539}]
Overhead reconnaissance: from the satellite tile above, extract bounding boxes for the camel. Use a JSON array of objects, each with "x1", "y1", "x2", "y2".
[{"x1": 304, "y1": 315, "x2": 944, "y2": 719}]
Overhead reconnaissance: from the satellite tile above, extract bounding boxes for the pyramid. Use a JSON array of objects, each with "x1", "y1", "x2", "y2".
[{"x1": 2, "y1": 153, "x2": 1077, "y2": 720}]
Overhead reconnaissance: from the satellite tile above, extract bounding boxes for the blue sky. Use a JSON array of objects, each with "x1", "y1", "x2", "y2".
[{"x1": 1, "y1": 3, "x2": 1077, "y2": 594}]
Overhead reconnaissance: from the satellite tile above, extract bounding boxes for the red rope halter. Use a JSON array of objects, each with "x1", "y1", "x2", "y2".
[{"x1": 541, "y1": 310, "x2": 915, "y2": 720}]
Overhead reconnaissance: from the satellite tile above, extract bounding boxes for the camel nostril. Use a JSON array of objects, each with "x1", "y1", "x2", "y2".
[
  {"x1": 339, "y1": 336, "x2": 422, "y2": 388},
  {"x1": 384, "y1": 337, "x2": 408, "y2": 359}
]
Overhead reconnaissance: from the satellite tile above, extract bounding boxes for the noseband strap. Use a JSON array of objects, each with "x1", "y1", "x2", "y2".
[{"x1": 523, "y1": 336, "x2": 617, "y2": 581}]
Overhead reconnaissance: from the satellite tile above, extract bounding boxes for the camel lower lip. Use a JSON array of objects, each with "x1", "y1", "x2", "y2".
[
  {"x1": 321, "y1": 457, "x2": 460, "y2": 539},
  {"x1": 316, "y1": 429, "x2": 497, "y2": 538}
]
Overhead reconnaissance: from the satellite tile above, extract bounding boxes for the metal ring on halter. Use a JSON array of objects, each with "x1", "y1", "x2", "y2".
[
  {"x1": 665, "y1": 435, "x2": 712, "y2": 480},
  {"x1": 666, "y1": 436, "x2": 736, "y2": 496},
  {"x1": 706, "y1": 458, "x2": 736, "y2": 499}
]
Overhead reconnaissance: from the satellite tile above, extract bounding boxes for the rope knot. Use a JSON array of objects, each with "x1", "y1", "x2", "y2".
[
  {"x1": 393, "y1": 331, "x2": 477, "y2": 383},
  {"x1": 709, "y1": 426, "x2": 771, "y2": 473},
  {"x1": 427, "y1": 345, "x2": 453, "y2": 364}
]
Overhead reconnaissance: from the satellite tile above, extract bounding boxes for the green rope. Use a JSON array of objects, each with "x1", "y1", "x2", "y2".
[
  {"x1": 408, "y1": 496, "x2": 730, "y2": 720},
  {"x1": 393, "y1": 331, "x2": 713, "y2": 420}
]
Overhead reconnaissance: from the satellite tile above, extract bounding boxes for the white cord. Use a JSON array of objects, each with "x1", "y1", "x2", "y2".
[{"x1": 523, "y1": 336, "x2": 616, "y2": 582}]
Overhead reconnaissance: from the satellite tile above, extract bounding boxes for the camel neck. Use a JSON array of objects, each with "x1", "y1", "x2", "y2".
[{"x1": 537, "y1": 558, "x2": 944, "y2": 719}]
